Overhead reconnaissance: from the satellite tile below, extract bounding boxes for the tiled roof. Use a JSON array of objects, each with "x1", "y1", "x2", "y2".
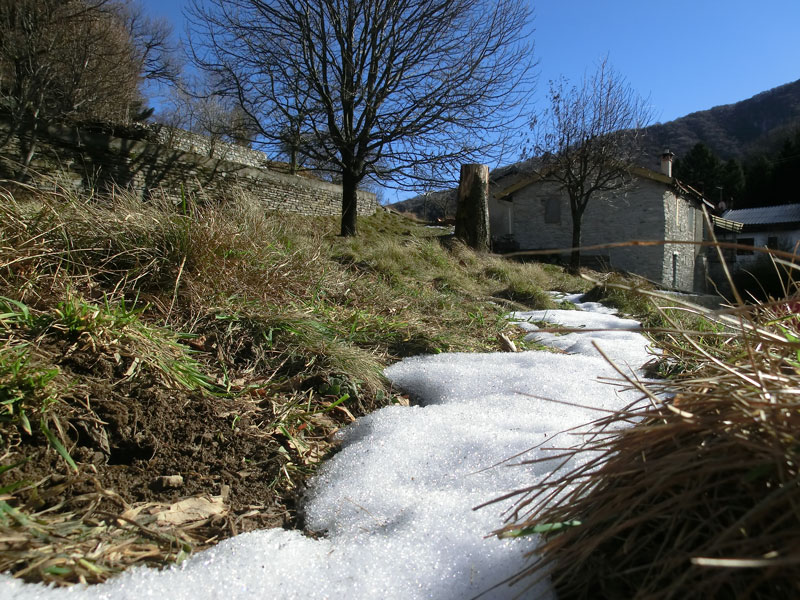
[{"x1": 721, "y1": 204, "x2": 800, "y2": 226}]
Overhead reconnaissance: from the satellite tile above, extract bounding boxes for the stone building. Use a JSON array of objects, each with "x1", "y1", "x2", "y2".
[{"x1": 488, "y1": 152, "x2": 713, "y2": 292}]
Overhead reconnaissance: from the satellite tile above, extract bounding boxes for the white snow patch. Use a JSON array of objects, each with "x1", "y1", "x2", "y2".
[{"x1": 4, "y1": 298, "x2": 653, "y2": 600}]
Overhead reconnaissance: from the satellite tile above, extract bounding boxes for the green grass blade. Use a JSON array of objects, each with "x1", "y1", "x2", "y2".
[
  {"x1": 40, "y1": 418, "x2": 78, "y2": 473},
  {"x1": 499, "y1": 520, "x2": 582, "y2": 538},
  {"x1": 319, "y1": 394, "x2": 350, "y2": 413}
]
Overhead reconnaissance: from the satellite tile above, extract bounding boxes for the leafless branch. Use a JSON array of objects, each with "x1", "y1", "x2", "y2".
[
  {"x1": 186, "y1": 0, "x2": 535, "y2": 235},
  {"x1": 0, "y1": 0, "x2": 179, "y2": 173},
  {"x1": 530, "y1": 57, "x2": 653, "y2": 269}
]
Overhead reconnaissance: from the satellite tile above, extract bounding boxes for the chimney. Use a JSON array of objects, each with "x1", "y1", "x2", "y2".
[{"x1": 660, "y1": 149, "x2": 674, "y2": 178}]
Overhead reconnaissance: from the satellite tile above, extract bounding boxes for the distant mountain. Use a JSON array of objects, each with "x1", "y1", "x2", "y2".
[
  {"x1": 639, "y1": 78, "x2": 800, "y2": 169},
  {"x1": 392, "y1": 78, "x2": 800, "y2": 219}
]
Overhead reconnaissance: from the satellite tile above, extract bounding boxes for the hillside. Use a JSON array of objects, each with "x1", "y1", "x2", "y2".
[
  {"x1": 0, "y1": 181, "x2": 590, "y2": 584},
  {"x1": 392, "y1": 78, "x2": 800, "y2": 218},
  {"x1": 3, "y1": 181, "x2": 798, "y2": 598},
  {"x1": 641, "y1": 78, "x2": 800, "y2": 166},
  {"x1": 389, "y1": 189, "x2": 457, "y2": 222}
]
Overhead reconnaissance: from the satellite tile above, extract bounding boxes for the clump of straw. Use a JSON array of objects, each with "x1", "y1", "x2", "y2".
[{"x1": 495, "y1": 284, "x2": 800, "y2": 599}]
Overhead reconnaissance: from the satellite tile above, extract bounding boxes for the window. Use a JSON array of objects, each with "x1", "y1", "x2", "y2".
[
  {"x1": 736, "y1": 237, "x2": 754, "y2": 255},
  {"x1": 544, "y1": 196, "x2": 561, "y2": 224},
  {"x1": 767, "y1": 236, "x2": 779, "y2": 249}
]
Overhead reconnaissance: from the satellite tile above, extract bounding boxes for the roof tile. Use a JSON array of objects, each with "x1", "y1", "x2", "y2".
[{"x1": 721, "y1": 204, "x2": 800, "y2": 226}]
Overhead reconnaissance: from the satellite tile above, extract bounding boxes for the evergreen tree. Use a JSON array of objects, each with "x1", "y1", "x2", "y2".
[
  {"x1": 673, "y1": 142, "x2": 721, "y2": 196},
  {"x1": 673, "y1": 142, "x2": 747, "y2": 208},
  {"x1": 719, "y1": 158, "x2": 745, "y2": 208},
  {"x1": 741, "y1": 129, "x2": 800, "y2": 207},
  {"x1": 743, "y1": 155, "x2": 774, "y2": 208},
  {"x1": 772, "y1": 131, "x2": 800, "y2": 204}
]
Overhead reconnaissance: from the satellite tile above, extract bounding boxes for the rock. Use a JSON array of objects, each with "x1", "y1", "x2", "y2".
[{"x1": 153, "y1": 474, "x2": 184, "y2": 489}]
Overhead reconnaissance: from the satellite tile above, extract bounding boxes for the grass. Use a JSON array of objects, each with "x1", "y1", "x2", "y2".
[
  {"x1": 0, "y1": 180, "x2": 588, "y2": 584},
  {"x1": 14, "y1": 177, "x2": 796, "y2": 595},
  {"x1": 492, "y1": 258, "x2": 800, "y2": 599}
]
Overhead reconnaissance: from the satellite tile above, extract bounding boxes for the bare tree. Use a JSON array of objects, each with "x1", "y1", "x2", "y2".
[
  {"x1": 159, "y1": 78, "x2": 258, "y2": 156},
  {"x1": 277, "y1": 109, "x2": 313, "y2": 175},
  {"x1": 531, "y1": 59, "x2": 653, "y2": 270},
  {"x1": 0, "y1": 0, "x2": 177, "y2": 172},
  {"x1": 187, "y1": 0, "x2": 533, "y2": 236},
  {"x1": 122, "y1": 1, "x2": 179, "y2": 88}
]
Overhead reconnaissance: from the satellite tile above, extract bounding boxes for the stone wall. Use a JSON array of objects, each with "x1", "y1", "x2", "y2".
[
  {"x1": 661, "y1": 185, "x2": 706, "y2": 292},
  {"x1": 0, "y1": 120, "x2": 378, "y2": 217},
  {"x1": 149, "y1": 125, "x2": 276, "y2": 169},
  {"x1": 489, "y1": 177, "x2": 665, "y2": 278}
]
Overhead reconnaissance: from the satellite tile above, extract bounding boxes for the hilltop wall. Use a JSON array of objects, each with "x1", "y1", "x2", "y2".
[{"x1": 0, "y1": 120, "x2": 378, "y2": 216}]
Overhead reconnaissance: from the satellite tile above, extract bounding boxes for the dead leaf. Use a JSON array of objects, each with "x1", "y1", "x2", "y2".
[{"x1": 153, "y1": 496, "x2": 227, "y2": 526}]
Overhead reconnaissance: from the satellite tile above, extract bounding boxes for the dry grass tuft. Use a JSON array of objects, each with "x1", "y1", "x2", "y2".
[
  {"x1": 1, "y1": 180, "x2": 591, "y2": 584},
  {"x1": 495, "y1": 273, "x2": 800, "y2": 599},
  {"x1": 0, "y1": 479, "x2": 204, "y2": 586}
]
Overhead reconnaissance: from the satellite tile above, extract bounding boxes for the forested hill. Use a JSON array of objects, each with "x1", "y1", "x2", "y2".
[{"x1": 640, "y1": 78, "x2": 800, "y2": 167}]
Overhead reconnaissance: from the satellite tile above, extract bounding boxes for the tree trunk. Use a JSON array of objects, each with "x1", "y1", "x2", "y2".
[
  {"x1": 454, "y1": 163, "x2": 490, "y2": 251},
  {"x1": 569, "y1": 210, "x2": 582, "y2": 271},
  {"x1": 17, "y1": 118, "x2": 40, "y2": 181},
  {"x1": 340, "y1": 169, "x2": 359, "y2": 237}
]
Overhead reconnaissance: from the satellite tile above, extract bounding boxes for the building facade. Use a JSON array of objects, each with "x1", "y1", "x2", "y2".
[
  {"x1": 715, "y1": 204, "x2": 800, "y2": 268},
  {"x1": 488, "y1": 155, "x2": 711, "y2": 292}
]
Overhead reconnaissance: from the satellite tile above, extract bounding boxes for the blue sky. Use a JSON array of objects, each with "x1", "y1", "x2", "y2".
[
  {"x1": 142, "y1": 0, "x2": 800, "y2": 124},
  {"x1": 531, "y1": 0, "x2": 800, "y2": 124},
  {"x1": 140, "y1": 0, "x2": 800, "y2": 200}
]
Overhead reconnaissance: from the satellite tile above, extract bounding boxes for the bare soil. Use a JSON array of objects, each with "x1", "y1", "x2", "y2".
[{"x1": 3, "y1": 338, "x2": 345, "y2": 581}]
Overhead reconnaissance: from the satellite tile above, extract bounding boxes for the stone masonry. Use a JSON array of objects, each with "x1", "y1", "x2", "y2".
[
  {"x1": 488, "y1": 172, "x2": 706, "y2": 292},
  {"x1": 0, "y1": 119, "x2": 378, "y2": 217}
]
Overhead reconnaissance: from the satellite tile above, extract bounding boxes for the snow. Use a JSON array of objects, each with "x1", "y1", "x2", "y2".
[
  {"x1": 509, "y1": 300, "x2": 648, "y2": 369},
  {"x1": 3, "y1": 295, "x2": 654, "y2": 600}
]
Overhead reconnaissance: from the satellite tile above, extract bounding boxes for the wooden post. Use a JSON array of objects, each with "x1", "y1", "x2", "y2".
[{"x1": 454, "y1": 163, "x2": 490, "y2": 251}]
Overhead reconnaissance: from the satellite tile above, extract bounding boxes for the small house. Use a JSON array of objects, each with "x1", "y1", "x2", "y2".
[
  {"x1": 488, "y1": 152, "x2": 713, "y2": 292},
  {"x1": 716, "y1": 204, "x2": 800, "y2": 268}
]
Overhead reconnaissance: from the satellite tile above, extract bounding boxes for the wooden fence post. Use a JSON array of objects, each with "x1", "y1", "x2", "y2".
[{"x1": 454, "y1": 163, "x2": 490, "y2": 251}]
